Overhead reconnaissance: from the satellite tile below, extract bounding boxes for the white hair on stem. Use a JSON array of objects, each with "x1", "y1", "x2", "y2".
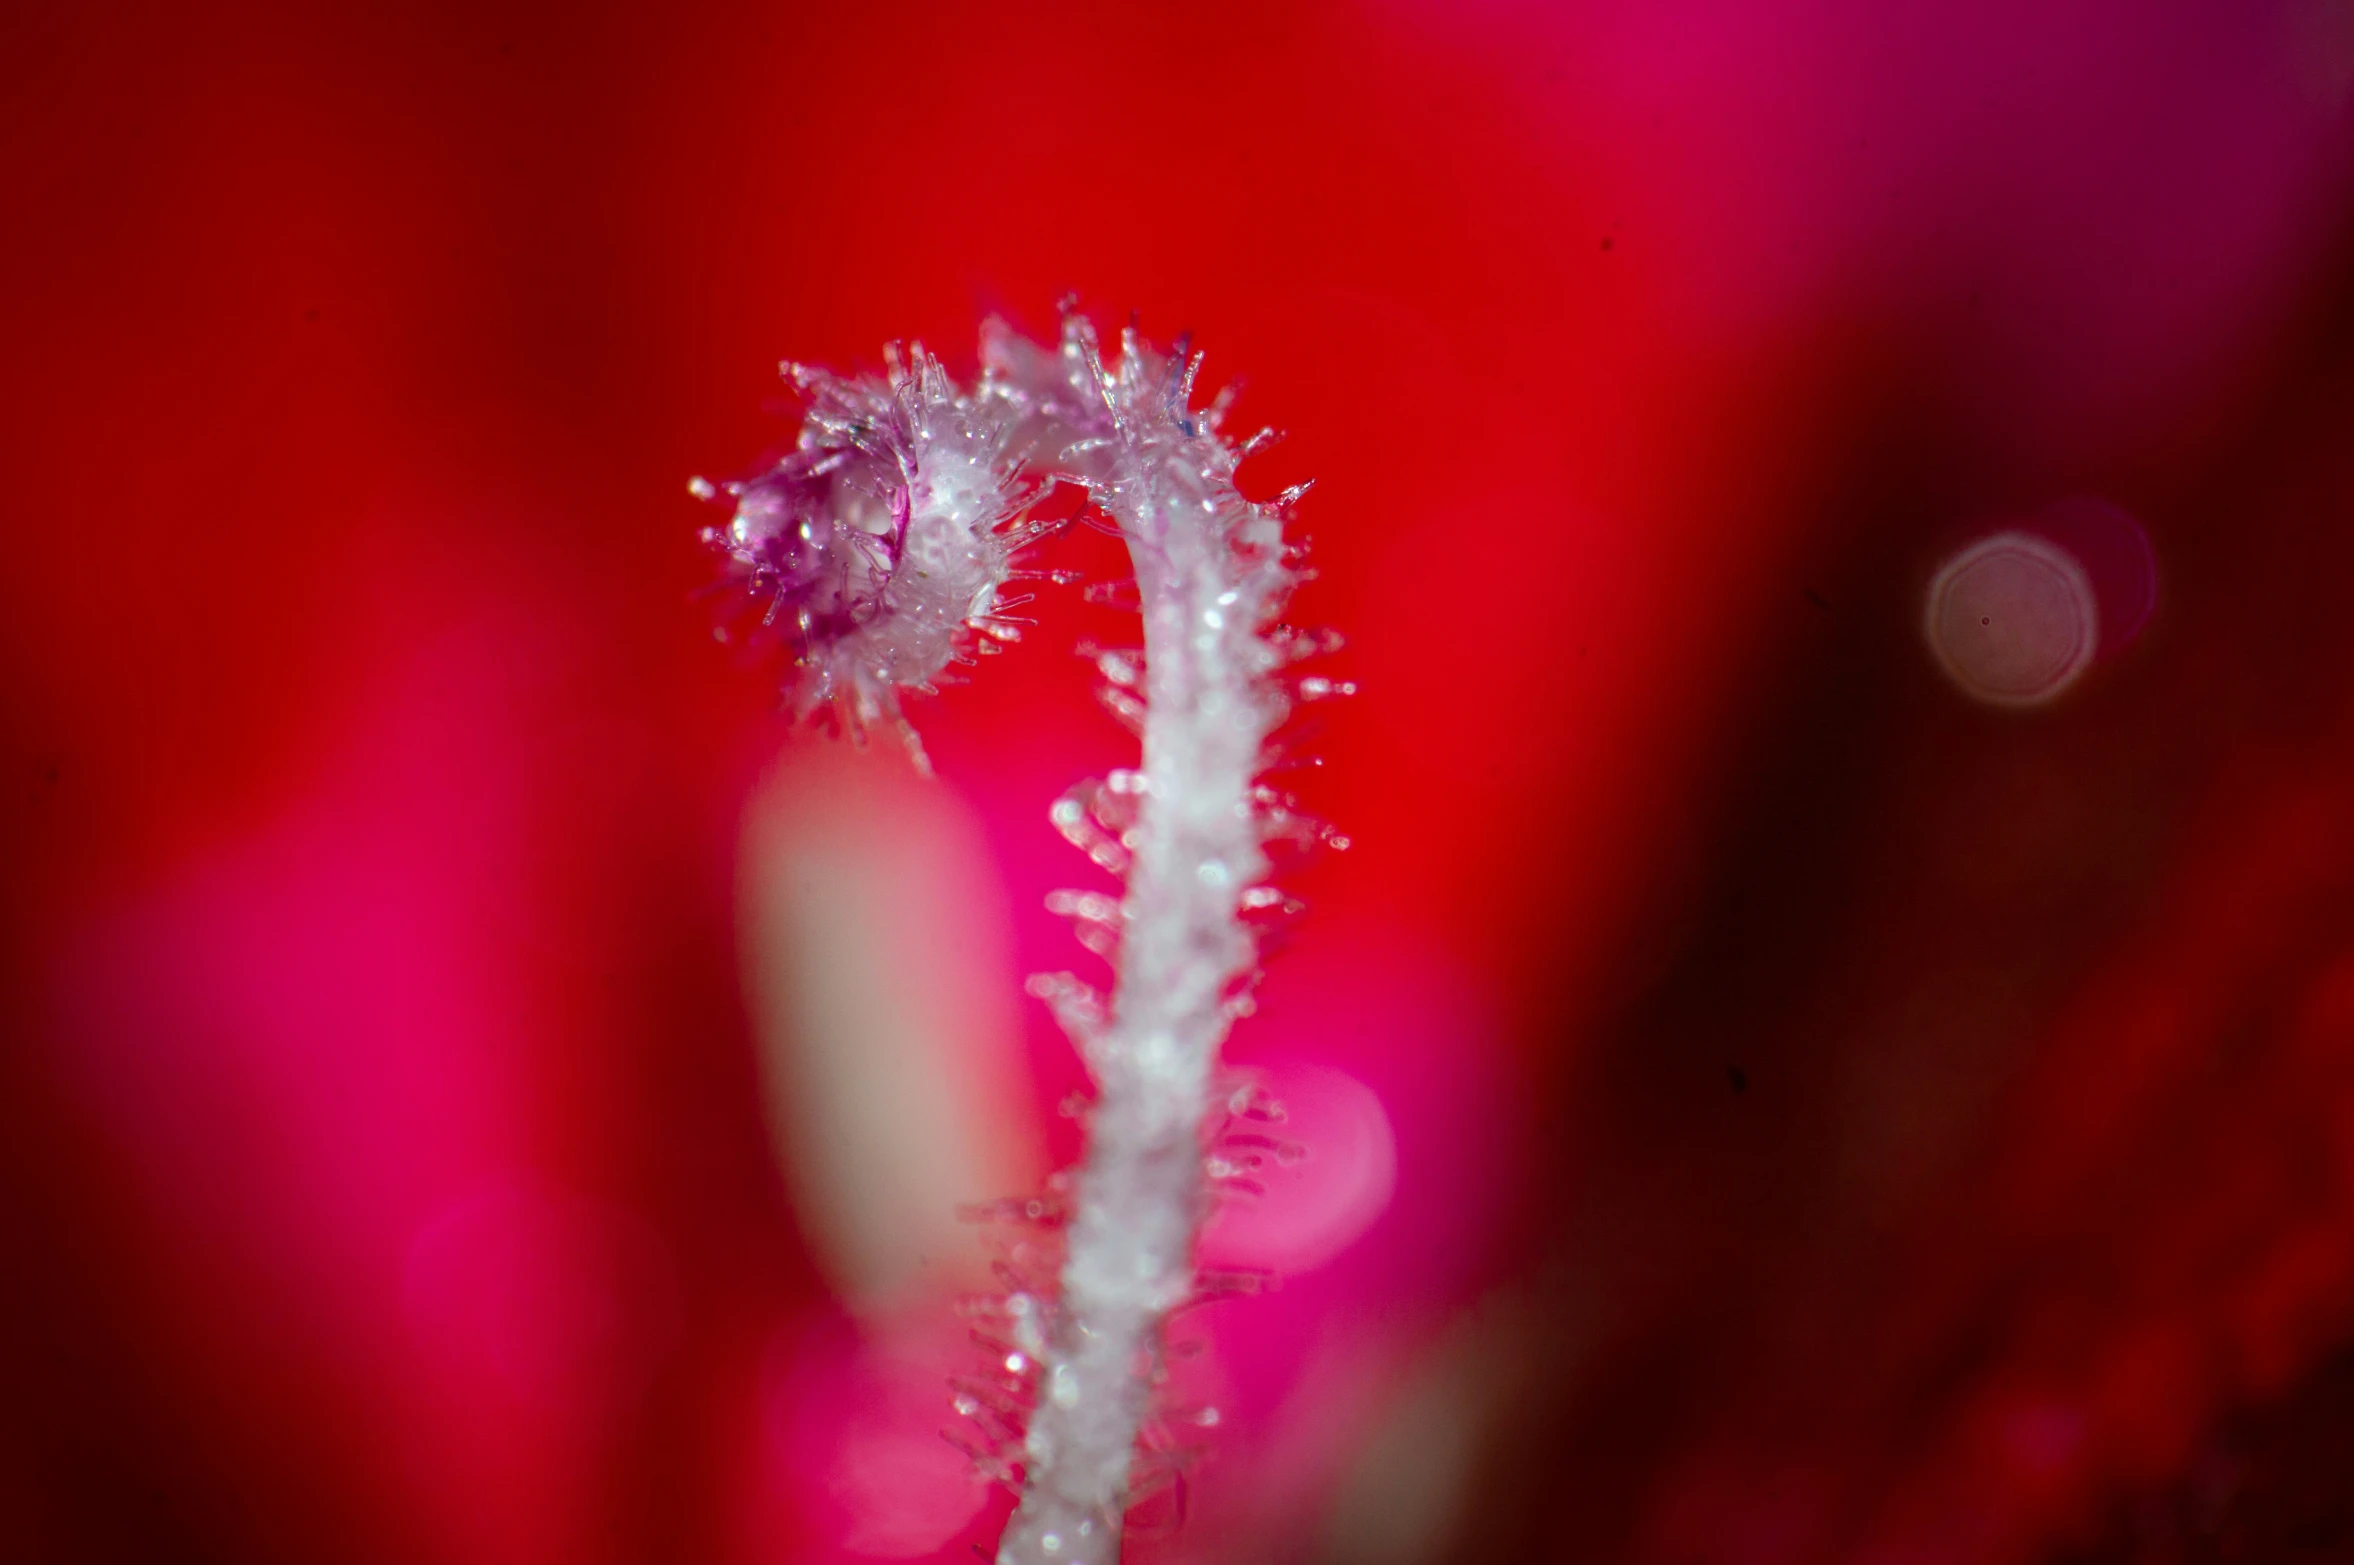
[{"x1": 698, "y1": 303, "x2": 1339, "y2": 1564}]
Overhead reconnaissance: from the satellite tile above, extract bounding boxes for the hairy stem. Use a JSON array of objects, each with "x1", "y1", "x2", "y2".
[
  {"x1": 997, "y1": 333, "x2": 1288, "y2": 1564},
  {"x1": 702, "y1": 312, "x2": 1318, "y2": 1563}
]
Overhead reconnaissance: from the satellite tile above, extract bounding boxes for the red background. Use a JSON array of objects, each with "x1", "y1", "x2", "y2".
[{"x1": 6, "y1": 1, "x2": 2354, "y2": 1561}]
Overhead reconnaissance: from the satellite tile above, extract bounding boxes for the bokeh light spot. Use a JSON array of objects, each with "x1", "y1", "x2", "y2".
[
  {"x1": 1197, "y1": 1062, "x2": 1398, "y2": 1277},
  {"x1": 766, "y1": 1322, "x2": 990, "y2": 1559},
  {"x1": 2028, "y1": 497, "x2": 2158, "y2": 657},
  {"x1": 1926, "y1": 531, "x2": 2099, "y2": 707}
]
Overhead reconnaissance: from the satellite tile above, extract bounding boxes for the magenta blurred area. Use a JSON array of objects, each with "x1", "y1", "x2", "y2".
[{"x1": 5, "y1": 2, "x2": 2354, "y2": 1562}]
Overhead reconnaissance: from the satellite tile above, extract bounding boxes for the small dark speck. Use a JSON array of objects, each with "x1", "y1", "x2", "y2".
[
  {"x1": 1802, "y1": 587, "x2": 1830, "y2": 612},
  {"x1": 1576, "y1": 643, "x2": 1589, "y2": 657},
  {"x1": 1599, "y1": 236, "x2": 1615, "y2": 252},
  {"x1": 302, "y1": 308, "x2": 319, "y2": 322},
  {"x1": 1727, "y1": 1065, "x2": 1748, "y2": 1096}
]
